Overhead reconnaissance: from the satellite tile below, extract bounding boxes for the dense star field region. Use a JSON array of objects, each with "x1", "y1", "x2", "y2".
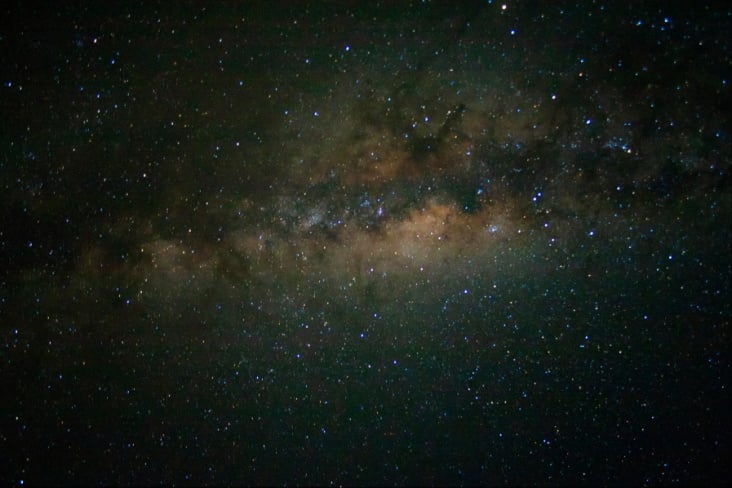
[{"x1": 1, "y1": 1, "x2": 730, "y2": 485}]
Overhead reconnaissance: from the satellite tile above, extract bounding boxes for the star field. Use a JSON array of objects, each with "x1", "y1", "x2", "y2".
[{"x1": 1, "y1": 2, "x2": 730, "y2": 485}]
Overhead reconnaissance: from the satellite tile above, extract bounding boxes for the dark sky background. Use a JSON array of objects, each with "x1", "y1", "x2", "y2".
[{"x1": 1, "y1": 1, "x2": 730, "y2": 485}]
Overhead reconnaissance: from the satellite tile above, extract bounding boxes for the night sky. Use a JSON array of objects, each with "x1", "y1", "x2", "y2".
[{"x1": 1, "y1": 1, "x2": 730, "y2": 486}]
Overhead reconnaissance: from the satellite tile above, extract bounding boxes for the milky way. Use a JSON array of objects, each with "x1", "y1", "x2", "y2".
[{"x1": 2, "y1": 2, "x2": 730, "y2": 485}]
